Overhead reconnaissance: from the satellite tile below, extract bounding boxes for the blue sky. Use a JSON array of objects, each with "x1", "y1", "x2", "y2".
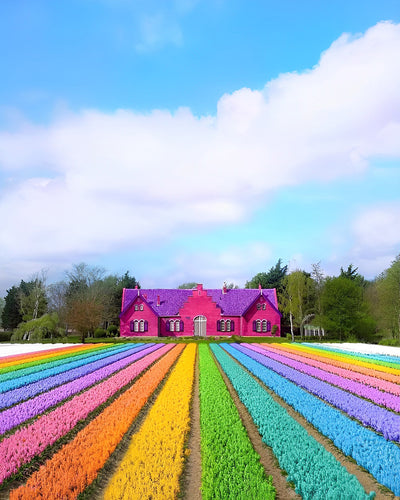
[{"x1": 1, "y1": 0, "x2": 400, "y2": 294}]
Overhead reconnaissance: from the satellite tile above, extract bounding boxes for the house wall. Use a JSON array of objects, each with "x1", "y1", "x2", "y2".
[
  {"x1": 120, "y1": 296, "x2": 158, "y2": 337},
  {"x1": 242, "y1": 294, "x2": 281, "y2": 336}
]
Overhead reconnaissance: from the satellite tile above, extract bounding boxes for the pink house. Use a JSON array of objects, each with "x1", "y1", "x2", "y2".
[{"x1": 120, "y1": 284, "x2": 281, "y2": 337}]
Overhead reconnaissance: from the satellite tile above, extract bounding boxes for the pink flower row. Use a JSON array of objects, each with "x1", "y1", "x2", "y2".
[
  {"x1": 0, "y1": 344, "x2": 174, "y2": 484},
  {"x1": 263, "y1": 344, "x2": 400, "y2": 396}
]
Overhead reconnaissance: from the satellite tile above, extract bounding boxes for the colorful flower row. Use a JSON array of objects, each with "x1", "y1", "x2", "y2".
[
  {"x1": 287, "y1": 343, "x2": 400, "y2": 376},
  {"x1": 0, "y1": 343, "x2": 134, "y2": 393},
  {"x1": 264, "y1": 343, "x2": 400, "y2": 396},
  {"x1": 0, "y1": 344, "x2": 148, "y2": 409},
  {"x1": 0, "y1": 344, "x2": 155, "y2": 435},
  {"x1": 198, "y1": 344, "x2": 276, "y2": 500},
  {"x1": 0, "y1": 343, "x2": 172, "y2": 484},
  {"x1": 242, "y1": 343, "x2": 400, "y2": 441},
  {"x1": 223, "y1": 343, "x2": 400, "y2": 496},
  {"x1": 104, "y1": 344, "x2": 197, "y2": 499},
  {"x1": 275, "y1": 343, "x2": 400, "y2": 384},
  {"x1": 0, "y1": 344, "x2": 98, "y2": 369},
  {"x1": 252, "y1": 344, "x2": 400, "y2": 411},
  {"x1": 304, "y1": 343, "x2": 400, "y2": 366},
  {"x1": 9, "y1": 344, "x2": 185, "y2": 500},
  {"x1": 0, "y1": 344, "x2": 113, "y2": 381},
  {"x1": 210, "y1": 344, "x2": 374, "y2": 500}
]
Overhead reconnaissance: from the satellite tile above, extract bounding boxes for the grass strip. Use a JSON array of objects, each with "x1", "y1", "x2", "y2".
[{"x1": 199, "y1": 344, "x2": 275, "y2": 500}]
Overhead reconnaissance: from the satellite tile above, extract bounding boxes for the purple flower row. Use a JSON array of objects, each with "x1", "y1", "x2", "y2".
[
  {"x1": 0, "y1": 344, "x2": 174, "y2": 484},
  {"x1": 0, "y1": 344, "x2": 135, "y2": 393},
  {"x1": 0, "y1": 344, "x2": 148, "y2": 410},
  {"x1": 0, "y1": 343, "x2": 160, "y2": 435},
  {"x1": 252, "y1": 344, "x2": 400, "y2": 411},
  {"x1": 241, "y1": 343, "x2": 400, "y2": 443},
  {"x1": 263, "y1": 344, "x2": 400, "y2": 396}
]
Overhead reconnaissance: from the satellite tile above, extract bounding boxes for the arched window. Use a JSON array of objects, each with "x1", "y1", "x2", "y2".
[
  {"x1": 262, "y1": 320, "x2": 267, "y2": 332},
  {"x1": 262, "y1": 304, "x2": 266, "y2": 310},
  {"x1": 175, "y1": 320, "x2": 180, "y2": 332},
  {"x1": 226, "y1": 320, "x2": 231, "y2": 332},
  {"x1": 170, "y1": 320, "x2": 175, "y2": 332},
  {"x1": 256, "y1": 320, "x2": 261, "y2": 333},
  {"x1": 134, "y1": 305, "x2": 139, "y2": 311},
  {"x1": 140, "y1": 304, "x2": 144, "y2": 311},
  {"x1": 220, "y1": 320, "x2": 225, "y2": 332},
  {"x1": 134, "y1": 320, "x2": 139, "y2": 332},
  {"x1": 139, "y1": 320, "x2": 145, "y2": 332}
]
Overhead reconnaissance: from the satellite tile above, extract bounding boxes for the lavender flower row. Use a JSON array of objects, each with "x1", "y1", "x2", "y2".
[
  {"x1": 0, "y1": 343, "x2": 159, "y2": 435},
  {"x1": 0, "y1": 344, "x2": 112, "y2": 382},
  {"x1": 223, "y1": 343, "x2": 400, "y2": 496},
  {"x1": 0, "y1": 344, "x2": 147, "y2": 409},
  {"x1": 0, "y1": 344, "x2": 135, "y2": 393},
  {"x1": 239, "y1": 343, "x2": 400, "y2": 442},
  {"x1": 248, "y1": 344, "x2": 400, "y2": 411}
]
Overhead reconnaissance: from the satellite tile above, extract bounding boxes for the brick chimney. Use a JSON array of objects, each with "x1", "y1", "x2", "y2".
[
  {"x1": 222, "y1": 282, "x2": 227, "y2": 294},
  {"x1": 157, "y1": 295, "x2": 160, "y2": 306}
]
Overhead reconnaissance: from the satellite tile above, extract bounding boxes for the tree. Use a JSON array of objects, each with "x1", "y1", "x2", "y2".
[
  {"x1": 47, "y1": 281, "x2": 69, "y2": 333},
  {"x1": 19, "y1": 271, "x2": 48, "y2": 321},
  {"x1": 320, "y1": 276, "x2": 363, "y2": 340},
  {"x1": 11, "y1": 313, "x2": 62, "y2": 341},
  {"x1": 375, "y1": 255, "x2": 400, "y2": 341},
  {"x1": 246, "y1": 259, "x2": 288, "y2": 293},
  {"x1": 0, "y1": 297, "x2": 5, "y2": 328},
  {"x1": 281, "y1": 270, "x2": 314, "y2": 341},
  {"x1": 2, "y1": 286, "x2": 23, "y2": 330},
  {"x1": 178, "y1": 282, "x2": 198, "y2": 289}
]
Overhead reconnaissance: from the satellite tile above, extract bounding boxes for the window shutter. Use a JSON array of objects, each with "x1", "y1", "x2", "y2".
[
  {"x1": 231, "y1": 321, "x2": 235, "y2": 332},
  {"x1": 180, "y1": 320, "x2": 184, "y2": 332},
  {"x1": 217, "y1": 320, "x2": 221, "y2": 332},
  {"x1": 130, "y1": 321, "x2": 134, "y2": 332},
  {"x1": 144, "y1": 320, "x2": 148, "y2": 332},
  {"x1": 253, "y1": 320, "x2": 256, "y2": 332},
  {"x1": 267, "y1": 321, "x2": 271, "y2": 332},
  {"x1": 166, "y1": 320, "x2": 170, "y2": 332}
]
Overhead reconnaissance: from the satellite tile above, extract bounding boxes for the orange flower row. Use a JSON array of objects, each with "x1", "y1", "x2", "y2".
[
  {"x1": 10, "y1": 343, "x2": 185, "y2": 500},
  {"x1": 104, "y1": 344, "x2": 196, "y2": 499}
]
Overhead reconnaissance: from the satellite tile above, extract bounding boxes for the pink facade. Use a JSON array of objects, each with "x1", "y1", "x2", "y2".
[{"x1": 120, "y1": 284, "x2": 281, "y2": 337}]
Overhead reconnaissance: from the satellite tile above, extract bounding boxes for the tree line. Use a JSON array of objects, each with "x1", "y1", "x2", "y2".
[{"x1": 1, "y1": 256, "x2": 399, "y2": 344}]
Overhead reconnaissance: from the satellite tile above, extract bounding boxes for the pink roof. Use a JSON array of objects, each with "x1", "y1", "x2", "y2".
[{"x1": 121, "y1": 287, "x2": 280, "y2": 317}]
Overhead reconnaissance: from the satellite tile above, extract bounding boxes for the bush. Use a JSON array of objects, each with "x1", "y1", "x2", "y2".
[
  {"x1": 0, "y1": 331, "x2": 13, "y2": 342},
  {"x1": 11, "y1": 313, "x2": 63, "y2": 341},
  {"x1": 379, "y1": 337, "x2": 400, "y2": 347},
  {"x1": 107, "y1": 325, "x2": 119, "y2": 337},
  {"x1": 94, "y1": 328, "x2": 107, "y2": 338}
]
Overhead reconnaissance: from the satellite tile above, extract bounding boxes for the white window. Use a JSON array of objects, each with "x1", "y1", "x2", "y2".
[
  {"x1": 262, "y1": 304, "x2": 266, "y2": 310},
  {"x1": 134, "y1": 320, "x2": 139, "y2": 332},
  {"x1": 256, "y1": 320, "x2": 261, "y2": 333},
  {"x1": 135, "y1": 305, "x2": 139, "y2": 311},
  {"x1": 262, "y1": 320, "x2": 267, "y2": 332},
  {"x1": 220, "y1": 320, "x2": 225, "y2": 332},
  {"x1": 175, "y1": 320, "x2": 180, "y2": 332},
  {"x1": 140, "y1": 304, "x2": 144, "y2": 311},
  {"x1": 170, "y1": 320, "x2": 175, "y2": 332},
  {"x1": 139, "y1": 320, "x2": 145, "y2": 332},
  {"x1": 226, "y1": 320, "x2": 231, "y2": 332}
]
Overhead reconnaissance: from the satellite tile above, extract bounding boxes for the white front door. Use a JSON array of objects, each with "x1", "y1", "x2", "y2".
[{"x1": 194, "y1": 315, "x2": 207, "y2": 337}]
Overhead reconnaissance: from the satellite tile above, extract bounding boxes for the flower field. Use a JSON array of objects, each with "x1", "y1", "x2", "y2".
[{"x1": 0, "y1": 341, "x2": 399, "y2": 499}]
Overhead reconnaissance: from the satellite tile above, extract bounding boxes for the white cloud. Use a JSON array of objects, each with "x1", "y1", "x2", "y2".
[{"x1": 1, "y1": 21, "x2": 400, "y2": 290}]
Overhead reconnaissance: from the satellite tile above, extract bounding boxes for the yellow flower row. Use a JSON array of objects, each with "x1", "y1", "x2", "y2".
[{"x1": 104, "y1": 343, "x2": 197, "y2": 500}]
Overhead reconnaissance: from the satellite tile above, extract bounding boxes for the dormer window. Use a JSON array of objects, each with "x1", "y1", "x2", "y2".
[
  {"x1": 134, "y1": 305, "x2": 139, "y2": 311},
  {"x1": 140, "y1": 305, "x2": 144, "y2": 311}
]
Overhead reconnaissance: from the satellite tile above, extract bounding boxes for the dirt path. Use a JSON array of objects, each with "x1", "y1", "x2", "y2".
[
  {"x1": 215, "y1": 346, "x2": 399, "y2": 500},
  {"x1": 180, "y1": 346, "x2": 202, "y2": 500}
]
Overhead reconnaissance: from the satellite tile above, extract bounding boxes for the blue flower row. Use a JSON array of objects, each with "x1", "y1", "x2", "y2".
[
  {"x1": 223, "y1": 343, "x2": 400, "y2": 496},
  {"x1": 239, "y1": 343, "x2": 400, "y2": 442},
  {"x1": 0, "y1": 344, "x2": 147, "y2": 409},
  {"x1": 0, "y1": 344, "x2": 135, "y2": 394},
  {"x1": 0, "y1": 344, "x2": 113, "y2": 382},
  {"x1": 210, "y1": 344, "x2": 374, "y2": 500}
]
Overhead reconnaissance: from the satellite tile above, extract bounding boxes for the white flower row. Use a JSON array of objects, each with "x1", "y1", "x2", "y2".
[
  {"x1": 312, "y1": 343, "x2": 400, "y2": 358},
  {"x1": 0, "y1": 344, "x2": 83, "y2": 359}
]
